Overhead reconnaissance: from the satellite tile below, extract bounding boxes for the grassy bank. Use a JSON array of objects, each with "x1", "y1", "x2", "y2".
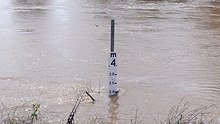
[{"x1": 1, "y1": 97, "x2": 218, "y2": 124}]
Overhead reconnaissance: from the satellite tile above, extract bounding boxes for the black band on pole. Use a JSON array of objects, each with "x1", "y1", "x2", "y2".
[{"x1": 111, "y1": 19, "x2": 115, "y2": 52}]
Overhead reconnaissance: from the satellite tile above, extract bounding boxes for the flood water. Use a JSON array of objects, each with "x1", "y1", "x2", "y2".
[{"x1": 1, "y1": 0, "x2": 220, "y2": 123}]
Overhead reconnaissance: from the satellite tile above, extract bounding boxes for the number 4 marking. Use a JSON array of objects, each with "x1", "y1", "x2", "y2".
[{"x1": 111, "y1": 59, "x2": 116, "y2": 66}]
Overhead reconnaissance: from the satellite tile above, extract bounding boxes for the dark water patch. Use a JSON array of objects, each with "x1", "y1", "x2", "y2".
[{"x1": 14, "y1": 7, "x2": 51, "y2": 12}]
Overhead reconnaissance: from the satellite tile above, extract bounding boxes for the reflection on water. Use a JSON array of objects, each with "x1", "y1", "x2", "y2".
[
  {"x1": 108, "y1": 95, "x2": 120, "y2": 124},
  {"x1": 1, "y1": 0, "x2": 220, "y2": 123},
  {"x1": 199, "y1": 1, "x2": 220, "y2": 34}
]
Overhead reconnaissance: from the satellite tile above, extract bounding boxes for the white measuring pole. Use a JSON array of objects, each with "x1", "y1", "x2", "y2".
[{"x1": 109, "y1": 20, "x2": 118, "y2": 96}]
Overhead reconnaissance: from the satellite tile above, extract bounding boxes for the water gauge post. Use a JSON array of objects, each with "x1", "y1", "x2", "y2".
[{"x1": 109, "y1": 19, "x2": 119, "y2": 96}]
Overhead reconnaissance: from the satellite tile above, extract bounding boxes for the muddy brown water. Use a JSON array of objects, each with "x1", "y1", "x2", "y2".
[{"x1": 1, "y1": 0, "x2": 220, "y2": 123}]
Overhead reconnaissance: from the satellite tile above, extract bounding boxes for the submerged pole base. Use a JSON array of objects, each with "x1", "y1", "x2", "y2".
[{"x1": 109, "y1": 89, "x2": 120, "y2": 97}]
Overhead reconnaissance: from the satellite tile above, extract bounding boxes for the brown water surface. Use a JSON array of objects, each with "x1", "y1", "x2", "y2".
[{"x1": 1, "y1": 0, "x2": 220, "y2": 123}]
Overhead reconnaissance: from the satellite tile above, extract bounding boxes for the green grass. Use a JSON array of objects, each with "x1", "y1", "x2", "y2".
[{"x1": 0, "y1": 102, "x2": 42, "y2": 124}]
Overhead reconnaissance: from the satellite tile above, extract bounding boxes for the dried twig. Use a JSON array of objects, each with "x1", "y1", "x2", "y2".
[{"x1": 66, "y1": 95, "x2": 82, "y2": 124}]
